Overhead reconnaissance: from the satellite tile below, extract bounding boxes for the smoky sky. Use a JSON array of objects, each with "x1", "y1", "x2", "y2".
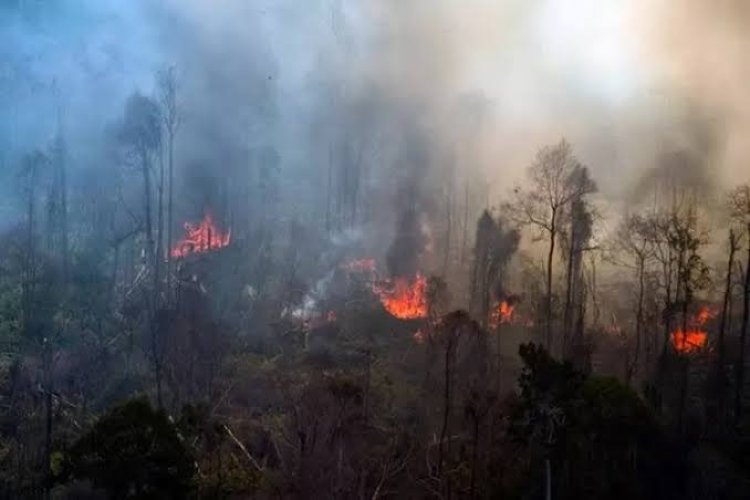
[{"x1": 2, "y1": 0, "x2": 749, "y2": 233}]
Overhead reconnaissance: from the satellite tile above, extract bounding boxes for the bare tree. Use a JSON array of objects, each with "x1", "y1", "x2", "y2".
[
  {"x1": 119, "y1": 92, "x2": 162, "y2": 268},
  {"x1": 716, "y1": 228, "x2": 740, "y2": 419},
  {"x1": 158, "y1": 67, "x2": 180, "y2": 303},
  {"x1": 666, "y1": 203, "x2": 710, "y2": 431},
  {"x1": 730, "y1": 185, "x2": 750, "y2": 422},
  {"x1": 506, "y1": 139, "x2": 595, "y2": 351},
  {"x1": 615, "y1": 214, "x2": 655, "y2": 385},
  {"x1": 118, "y1": 92, "x2": 163, "y2": 406}
]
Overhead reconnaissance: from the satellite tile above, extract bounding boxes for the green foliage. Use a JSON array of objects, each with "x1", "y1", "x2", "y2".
[
  {"x1": 511, "y1": 342, "x2": 683, "y2": 499},
  {"x1": 63, "y1": 397, "x2": 194, "y2": 499}
]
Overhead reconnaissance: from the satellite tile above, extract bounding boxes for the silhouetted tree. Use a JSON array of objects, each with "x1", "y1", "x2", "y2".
[
  {"x1": 63, "y1": 397, "x2": 194, "y2": 499},
  {"x1": 506, "y1": 140, "x2": 595, "y2": 352}
]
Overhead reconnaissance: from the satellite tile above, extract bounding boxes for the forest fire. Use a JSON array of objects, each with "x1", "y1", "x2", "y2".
[
  {"x1": 372, "y1": 273, "x2": 428, "y2": 320},
  {"x1": 171, "y1": 212, "x2": 231, "y2": 258},
  {"x1": 670, "y1": 306, "x2": 717, "y2": 354},
  {"x1": 490, "y1": 300, "x2": 516, "y2": 328}
]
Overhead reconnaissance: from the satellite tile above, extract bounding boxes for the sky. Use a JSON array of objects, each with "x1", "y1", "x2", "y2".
[{"x1": 1, "y1": 0, "x2": 749, "y2": 229}]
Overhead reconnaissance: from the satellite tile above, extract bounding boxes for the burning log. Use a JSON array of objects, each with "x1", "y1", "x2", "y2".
[{"x1": 171, "y1": 212, "x2": 231, "y2": 258}]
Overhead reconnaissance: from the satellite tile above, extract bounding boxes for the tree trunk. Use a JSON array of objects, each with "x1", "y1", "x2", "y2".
[
  {"x1": 141, "y1": 149, "x2": 154, "y2": 265},
  {"x1": 717, "y1": 231, "x2": 737, "y2": 418},
  {"x1": 627, "y1": 256, "x2": 645, "y2": 386},
  {"x1": 438, "y1": 338, "x2": 453, "y2": 480},
  {"x1": 461, "y1": 182, "x2": 469, "y2": 266},
  {"x1": 43, "y1": 340, "x2": 52, "y2": 500},
  {"x1": 735, "y1": 227, "x2": 750, "y2": 423},
  {"x1": 443, "y1": 189, "x2": 452, "y2": 274},
  {"x1": 546, "y1": 213, "x2": 557, "y2": 352},
  {"x1": 563, "y1": 226, "x2": 575, "y2": 358},
  {"x1": 469, "y1": 412, "x2": 479, "y2": 499},
  {"x1": 166, "y1": 125, "x2": 174, "y2": 304},
  {"x1": 326, "y1": 144, "x2": 333, "y2": 234}
]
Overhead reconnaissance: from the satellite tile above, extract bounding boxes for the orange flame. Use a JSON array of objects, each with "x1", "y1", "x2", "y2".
[
  {"x1": 171, "y1": 212, "x2": 231, "y2": 259},
  {"x1": 670, "y1": 306, "x2": 717, "y2": 354},
  {"x1": 490, "y1": 300, "x2": 516, "y2": 328},
  {"x1": 372, "y1": 273, "x2": 428, "y2": 320}
]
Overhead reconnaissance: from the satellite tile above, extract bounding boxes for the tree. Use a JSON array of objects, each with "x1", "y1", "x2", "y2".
[
  {"x1": 63, "y1": 397, "x2": 194, "y2": 499},
  {"x1": 506, "y1": 139, "x2": 595, "y2": 351},
  {"x1": 158, "y1": 67, "x2": 180, "y2": 303},
  {"x1": 469, "y1": 210, "x2": 519, "y2": 329},
  {"x1": 118, "y1": 92, "x2": 164, "y2": 407},
  {"x1": 715, "y1": 227, "x2": 740, "y2": 420},
  {"x1": 560, "y1": 167, "x2": 597, "y2": 362},
  {"x1": 730, "y1": 185, "x2": 750, "y2": 423},
  {"x1": 663, "y1": 203, "x2": 710, "y2": 431},
  {"x1": 615, "y1": 214, "x2": 655, "y2": 385},
  {"x1": 119, "y1": 92, "x2": 162, "y2": 269},
  {"x1": 510, "y1": 343, "x2": 680, "y2": 499}
]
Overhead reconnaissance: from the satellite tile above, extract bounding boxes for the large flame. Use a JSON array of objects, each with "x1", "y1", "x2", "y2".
[
  {"x1": 671, "y1": 305, "x2": 717, "y2": 354},
  {"x1": 372, "y1": 273, "x2": 428, "y2": 320},
  {"x1": 171, "y1": 212, "x2": 231, "y2": 259}
]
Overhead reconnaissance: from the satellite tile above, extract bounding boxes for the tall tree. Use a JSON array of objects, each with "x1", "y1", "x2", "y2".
[
  {"x1": 506, "y1": 139, "x2": 595, "y2": 352},
  {"x1": 118, "y1": 92, "x2": 163, "y2": 406},
  {"x1": 730, "y1": 185, "x2": 750, "y2": 422},
  {"x1": 716, "y1": 228, "x2": 740, "y2": 419},
  {"x1": 560, "y1": 167, "x2": 596, "y2": 361},
  {"x1": 469, "y1": 210, "x2": 519, "y2": 329},
  {"x1": 159, "y1": 67, "x2": 180, "y2": 303},
  {"x1": 615, "y1": 214, "x2": 654, "y2": 385},
  {"x1": 119, "y1": 92, "x2": 161, "y2": 268}
]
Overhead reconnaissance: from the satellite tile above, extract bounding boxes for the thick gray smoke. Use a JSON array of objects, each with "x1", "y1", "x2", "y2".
[{"x1": 1, "y1": 0, "x2": 749, "y2": 240}]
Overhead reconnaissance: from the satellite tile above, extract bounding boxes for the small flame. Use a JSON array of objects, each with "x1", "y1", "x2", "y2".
[
  {"x1": 171, "y1": 212, "x2": 231, "y2": 259},
  {"x1": 490, "y1": 300, "x2": 516, "y2": 327},
  {"x1": 670, "y1": 306, "x2": 717, "y2": 354},
  {"x1": 372, "y1": 273, "x2": 428, "y2": 320}
]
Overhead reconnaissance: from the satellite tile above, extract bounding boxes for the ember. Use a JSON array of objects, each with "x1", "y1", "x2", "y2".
[
  {"x1": 372, "y1": 273, "x2": 428, "y2": 320},
  {"x1": 670, "y1": 305, "x2": 717, "y2": 354},
  {"x1": 171, "y1": 212, "x2": 231, "y2": 258}
]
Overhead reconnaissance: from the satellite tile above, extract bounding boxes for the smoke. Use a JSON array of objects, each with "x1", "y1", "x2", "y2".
[{"x1": 1, "y1": 0, "x2": 749, "y2": 238}]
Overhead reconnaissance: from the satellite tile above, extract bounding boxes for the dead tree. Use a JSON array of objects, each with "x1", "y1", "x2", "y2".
[
  {"x1": 560, "y1": 167, "x2": 596, "y2": 361},
  {"x1": 716, "y1": 228, "x2": 739, "y2": 418},
  {"x1": 506, "y1": 139, "x2": 595, "y2": 352},
  {"x1": 159, "y1": 67, "x2": 180, "y2": 303},
  {"x1": 615, "y1": 214, "x2": 654, "y2": 385},
  {"x1": 469, "y1": 210, "x2": 519, "y2": 329},
  {"x1": 730, "y1": 185, "x2": 750, "y2": 423},
  {"x1": 118, "y1": 92, "x2": 164, "y2": 406}
]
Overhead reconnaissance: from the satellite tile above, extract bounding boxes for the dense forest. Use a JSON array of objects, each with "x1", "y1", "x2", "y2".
[{"x1": 2, "y1": 1, "x2": 750, "y2": 498}]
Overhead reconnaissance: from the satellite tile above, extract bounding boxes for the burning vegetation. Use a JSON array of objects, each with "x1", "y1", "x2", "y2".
[
  {"x1": 170, "y1": 212, "x2": 231, "y2": 259},
  {"x1": 371, "y1": 273, "x2": 429, "y2": 320},
  {"x1": 670, "y1": 305, "x2": 717, "y2": 354},
  {"x1": 5, "y1": 2, "x2": 750, "y2": 497}
]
